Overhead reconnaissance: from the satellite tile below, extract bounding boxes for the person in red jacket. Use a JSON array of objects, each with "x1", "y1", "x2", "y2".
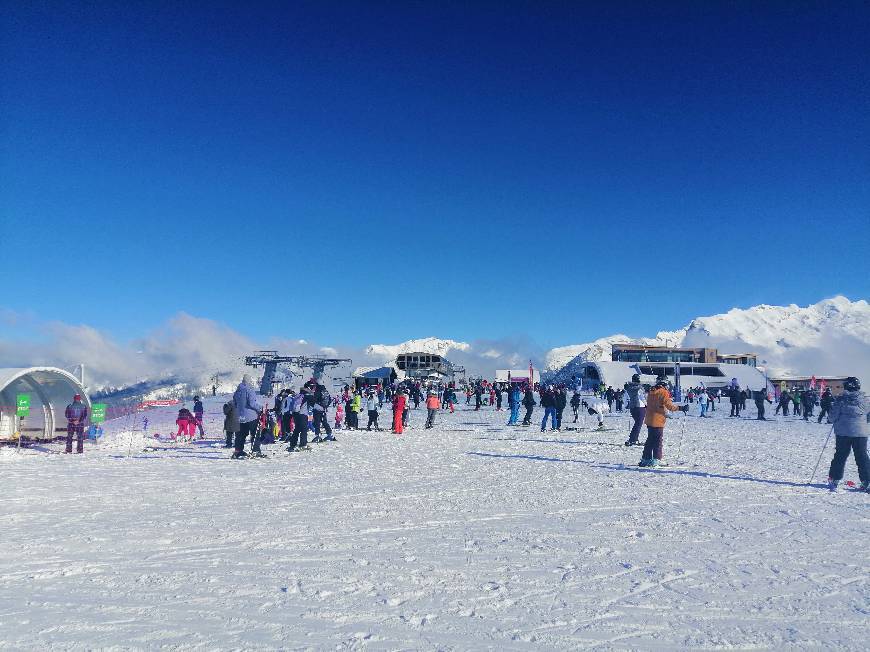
[
  {"x1": 393, "y1": 390, "x2": 407, "y2": 434},
  {"x1": 175, "y1": 406, "x2": 195, "y2": 441}
]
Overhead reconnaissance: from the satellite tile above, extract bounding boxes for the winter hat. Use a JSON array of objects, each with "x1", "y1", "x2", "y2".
[
  {"x1": 193, "y1": 395, "x2": 200, "y2": 401},
  {"x1": 73, "y1": 394, "x2": 81, "y2": 401},
  {"x1": 844, "y1": 377, "x2": 861, "y2": 392},
  {"x1": 631, "y1": 374, "x2": 640, "y2": 383}
]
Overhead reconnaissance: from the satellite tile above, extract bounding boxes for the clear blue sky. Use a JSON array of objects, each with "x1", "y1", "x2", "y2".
[{"x1": 2, "y1": 1, "x2": 868, "y2": 349}]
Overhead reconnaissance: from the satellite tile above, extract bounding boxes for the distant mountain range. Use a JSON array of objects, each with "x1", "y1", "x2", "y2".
[
  {"x1": 543, "y1": 296, "x2": 870, "y2": 380},
  {"x1": 73, "y1": 296, "x2": 870, "y2": 402}
]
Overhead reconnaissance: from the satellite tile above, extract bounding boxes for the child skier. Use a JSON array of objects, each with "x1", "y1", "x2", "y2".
[
  {"x1": 365, "y1": 391, "x2": 380, "y2": 430},
  {"x1": 335, "y1": 401, "x2": 344, "y2": 430},
  {"x1": 826, "y1": 377, "x2": 869, "y2": 492},
  {"x1": 425, "y1": 391, "x2": 441, "y2": 428}
]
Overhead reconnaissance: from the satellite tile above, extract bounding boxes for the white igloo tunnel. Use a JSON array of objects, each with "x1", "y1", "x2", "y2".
[{"x1": 0, "y1": 367, "x2": 91, "y2": 442}]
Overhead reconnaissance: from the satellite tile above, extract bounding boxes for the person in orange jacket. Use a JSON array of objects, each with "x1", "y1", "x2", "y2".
[
  {"x1": 425, "y1": 391, "x2": 441, "y2": 428},
  {"x1": 393, "y1": 390, "x2": 407, "y2": 434},
  {"x1": 639, "y1": 375, "x2": 688, "y2": 467}
]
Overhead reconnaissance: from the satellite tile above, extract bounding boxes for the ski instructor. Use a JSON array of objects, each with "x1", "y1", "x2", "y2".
[{"x1": 639, "y1": 375, "x2": 688, "y2": 468}]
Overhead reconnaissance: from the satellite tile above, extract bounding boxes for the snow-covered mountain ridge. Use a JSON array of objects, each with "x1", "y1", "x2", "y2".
[
  {"x1": 545, "y1": 296, "x2": 870, "y2": 380},
  {"x1": 365, "y1": 337, "x2": 471, "y2": 361}
]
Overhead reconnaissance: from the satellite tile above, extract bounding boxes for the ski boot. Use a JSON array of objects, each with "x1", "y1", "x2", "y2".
[
  {"x1": 323, "y1": 435, "x2": 336, "y2": 442},
  {"x1": 859, "y1": 481, "x2": 869, "y2": 493},
  {"x1": 638, "y1": 458, "x2": 653, "y2": 467},
  {"x1": 250, "y1": 451, "x2": 266, "y2": 459},
  {"x1": 595, "y1": 423, "x2": 607, "y2": 432},
  {"x1": 311, "y1": 436, "x2": 323, "y2": 444},
  {"x1": 231, "y1": 450, "x2": 248, "y2": 460},
  {"x1": 827, "y1": 477, "x2": 839, "y2": 492},
  {"x1": 624, "y1": 439, "x2": 636, "y2": 447}
]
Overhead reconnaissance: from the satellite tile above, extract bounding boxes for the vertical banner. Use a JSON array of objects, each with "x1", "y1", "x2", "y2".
[
  {"x1": 16, "y1": 394, "x2": 30, "y2": 417},
  {"x1": 673, "y1": 362, "x2": 682, "y2": 401},
  {"x1": 91, "y1": 403, "x2": 107, "y2": 423}
]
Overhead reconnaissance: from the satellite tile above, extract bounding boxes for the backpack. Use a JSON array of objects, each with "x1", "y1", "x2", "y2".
[{"x1": 318, "y1": 388, "x2": 331, "y2": 409}]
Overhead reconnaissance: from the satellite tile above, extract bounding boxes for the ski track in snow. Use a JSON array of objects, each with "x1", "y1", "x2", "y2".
[{"x1": 1, "y1": 397, "x2": 868, "y2": 650}]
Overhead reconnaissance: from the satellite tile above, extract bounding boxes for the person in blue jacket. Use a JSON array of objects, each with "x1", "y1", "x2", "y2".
[
  {"x1": 232, "y1": 374, "x2": 263, "y2": 458},
  {"x1": 507, "y1": 385, "x2": 522, "y2": 425},
  {"x1": 827, "y1": 377, "x2": 869, "y2": 492}
]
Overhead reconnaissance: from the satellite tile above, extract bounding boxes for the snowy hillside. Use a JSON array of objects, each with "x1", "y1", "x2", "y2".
[
  {"x1": 546, "y1": 297, "x2": 870, "y2": 381},
  {"x1": 365, "y1": 337, "x2": 471, "y2": 362},
  {"x1": 2, "y1": 397, "x2": 868, "y2": 649}
]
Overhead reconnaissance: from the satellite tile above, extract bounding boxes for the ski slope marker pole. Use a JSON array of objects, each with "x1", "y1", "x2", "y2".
[{"x1": 808, "y1": 425, "x2": 835, "y2": 486}]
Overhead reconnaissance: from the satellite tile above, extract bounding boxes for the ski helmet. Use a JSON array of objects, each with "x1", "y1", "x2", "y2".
[
  {"x1": 631, "y1": 374, "x2": 640, "y2": 383},
  {"x1": 844, "y1": 377, "x2": 861, "y2": 392},
  {"x1": 655, "y1": 374, "x2": 668, "y2": 386}
]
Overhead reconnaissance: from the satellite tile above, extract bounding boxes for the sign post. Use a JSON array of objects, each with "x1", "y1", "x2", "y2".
[
  {"x1": 15, "y1": 394, "x2": 30, "y2": 451},
  {"x1": 16, "y1": 393, "x2": 30, "y2": 418},
  {"x1": 91, "y1": 403, "x2": 107, "y2": 424}
]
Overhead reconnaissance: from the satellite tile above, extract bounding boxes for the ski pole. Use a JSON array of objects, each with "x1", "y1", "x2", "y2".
[
  {"x1": 675, "y1": 412, "x2": 686, "y2": 461},
  {"x1": 808, "y1": 424, "x2": 835, "y2": 486}
]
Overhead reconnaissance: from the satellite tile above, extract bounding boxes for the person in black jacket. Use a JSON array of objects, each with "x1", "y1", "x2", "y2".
[
  {"x1": 729, "y1": 385, "x2": 742, "y2": 417},
  {"x1": 223, "y1": 400, "x2": 239, "y2": 448},
  {"x1": 521, "y1": 387, "x2": 536, "y2": 426},
  {"x1": 754, "y1": 388, "x2": 772, "y2": 420},
  {"x1": 775, "y1": 390, "x2": 791, "y2": 416},
  {"x1": 818, "y1": 388, "x2": 834, "y2": 423}
]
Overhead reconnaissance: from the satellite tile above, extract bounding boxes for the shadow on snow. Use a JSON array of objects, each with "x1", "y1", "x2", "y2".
[{"x1": 466, "y1": 451, "x2": 818, "y2": 489}]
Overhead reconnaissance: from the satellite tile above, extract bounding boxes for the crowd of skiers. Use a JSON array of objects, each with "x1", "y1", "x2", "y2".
[{"x1": 53, "y1": 366, "x2": 868, "y2": 493}]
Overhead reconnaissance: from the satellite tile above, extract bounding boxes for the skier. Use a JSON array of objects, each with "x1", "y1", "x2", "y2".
[
  {"x1": 494, "y1": 385, "x2": 503, "y2": 411},
  {"x1": 639, "y1": 375, "x2": 689, "y2": 467},
  {"x1": 402, "y1": 389, "x2": 411, "y2": 427},
  {"x1": 792, "y1": 390, "x2": 802, "y2": 417},
  {"x1": 540, "y1": 386, "x2": 558, "y2": 432},
  {"x1": 801, "y1": 388, "x2": 816, "y2": 421},
  {"x1": 826, "y1": 377, "x2": 869, "y2": 492},
  {"x1": 521, "y1": 386, "x2": 536, "y2": 425},
  {"x1": 232, "y1": 374, "x2": 263, "y2": 458},
  {"x1": 175, "y1": 405, "x2": 195, "y2": 441},
  {"x1": 392, "y1": 390, "x2": 406, "y2": 434},
  {"x1": 754, "y1": 388, "x2": 772, "y2": 420},
  {"x1": 570, "y1": 390, "x2": 582, "y2": 422},
  {"x1": 365, "y1": 390, "x2": 380, "y2": 430},
  {"x1": 775, "y1": 389, "x2": 791, "y2": 416},
  {"x1": 818, "y1": 387, "x2": 833, "y2": 423},
  {"x1": 425, "y1": 391, "x2": 440, "y2": 428},
  {"x1": 507, "y1": 384, "x2": 522, "y2": 425},
  {"x1": 312, "y1": 382, "x2": 334, "y2": 442},
  {"x1": 614, "y1": 388, "x2": 624, "y2": 412},
  {"x1": 605, "y1": 386, "x2": 615, "y2": 412},
  {"x1": 64, "y1": 394, "x2": 88, "y2": 454},
  {"x1": 623, "y1": 374, "x2": 647, "y2": 446},
  {"x1": 193, "y1": 395, "x2": 205, "y2": 438},
  {"x1": 279, "y1": 390, "x2": 295, "y2": 442},
  {"x1": 581, "y1": 396, "x2": 610, "y2": 431},
  {"x1": 222, "y1": 399, "x2": 238, "y2": 448},
  {"x1": 286, "y1": 386, "x2": 311, "y2": 452},
  {"x1": 555, "y1": 386, "x2": 567, "y2": 430},
  {"x1": 474, "y1": 385, "x2": 483, "y2": 411},
  {"x1": 334, "y1": 401, "x2": 344, "y2": 430},
  {"x1": 728, "y1": 383, "x2": 742, "y2": 417},
  {"x1": 697, "y1": 388, "x2": 709, "y2": 418}
]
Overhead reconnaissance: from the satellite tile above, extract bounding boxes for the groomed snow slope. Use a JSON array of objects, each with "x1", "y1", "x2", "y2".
[{"x1": 1, "y1": 397, "x2": 867, "y2": 650}]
